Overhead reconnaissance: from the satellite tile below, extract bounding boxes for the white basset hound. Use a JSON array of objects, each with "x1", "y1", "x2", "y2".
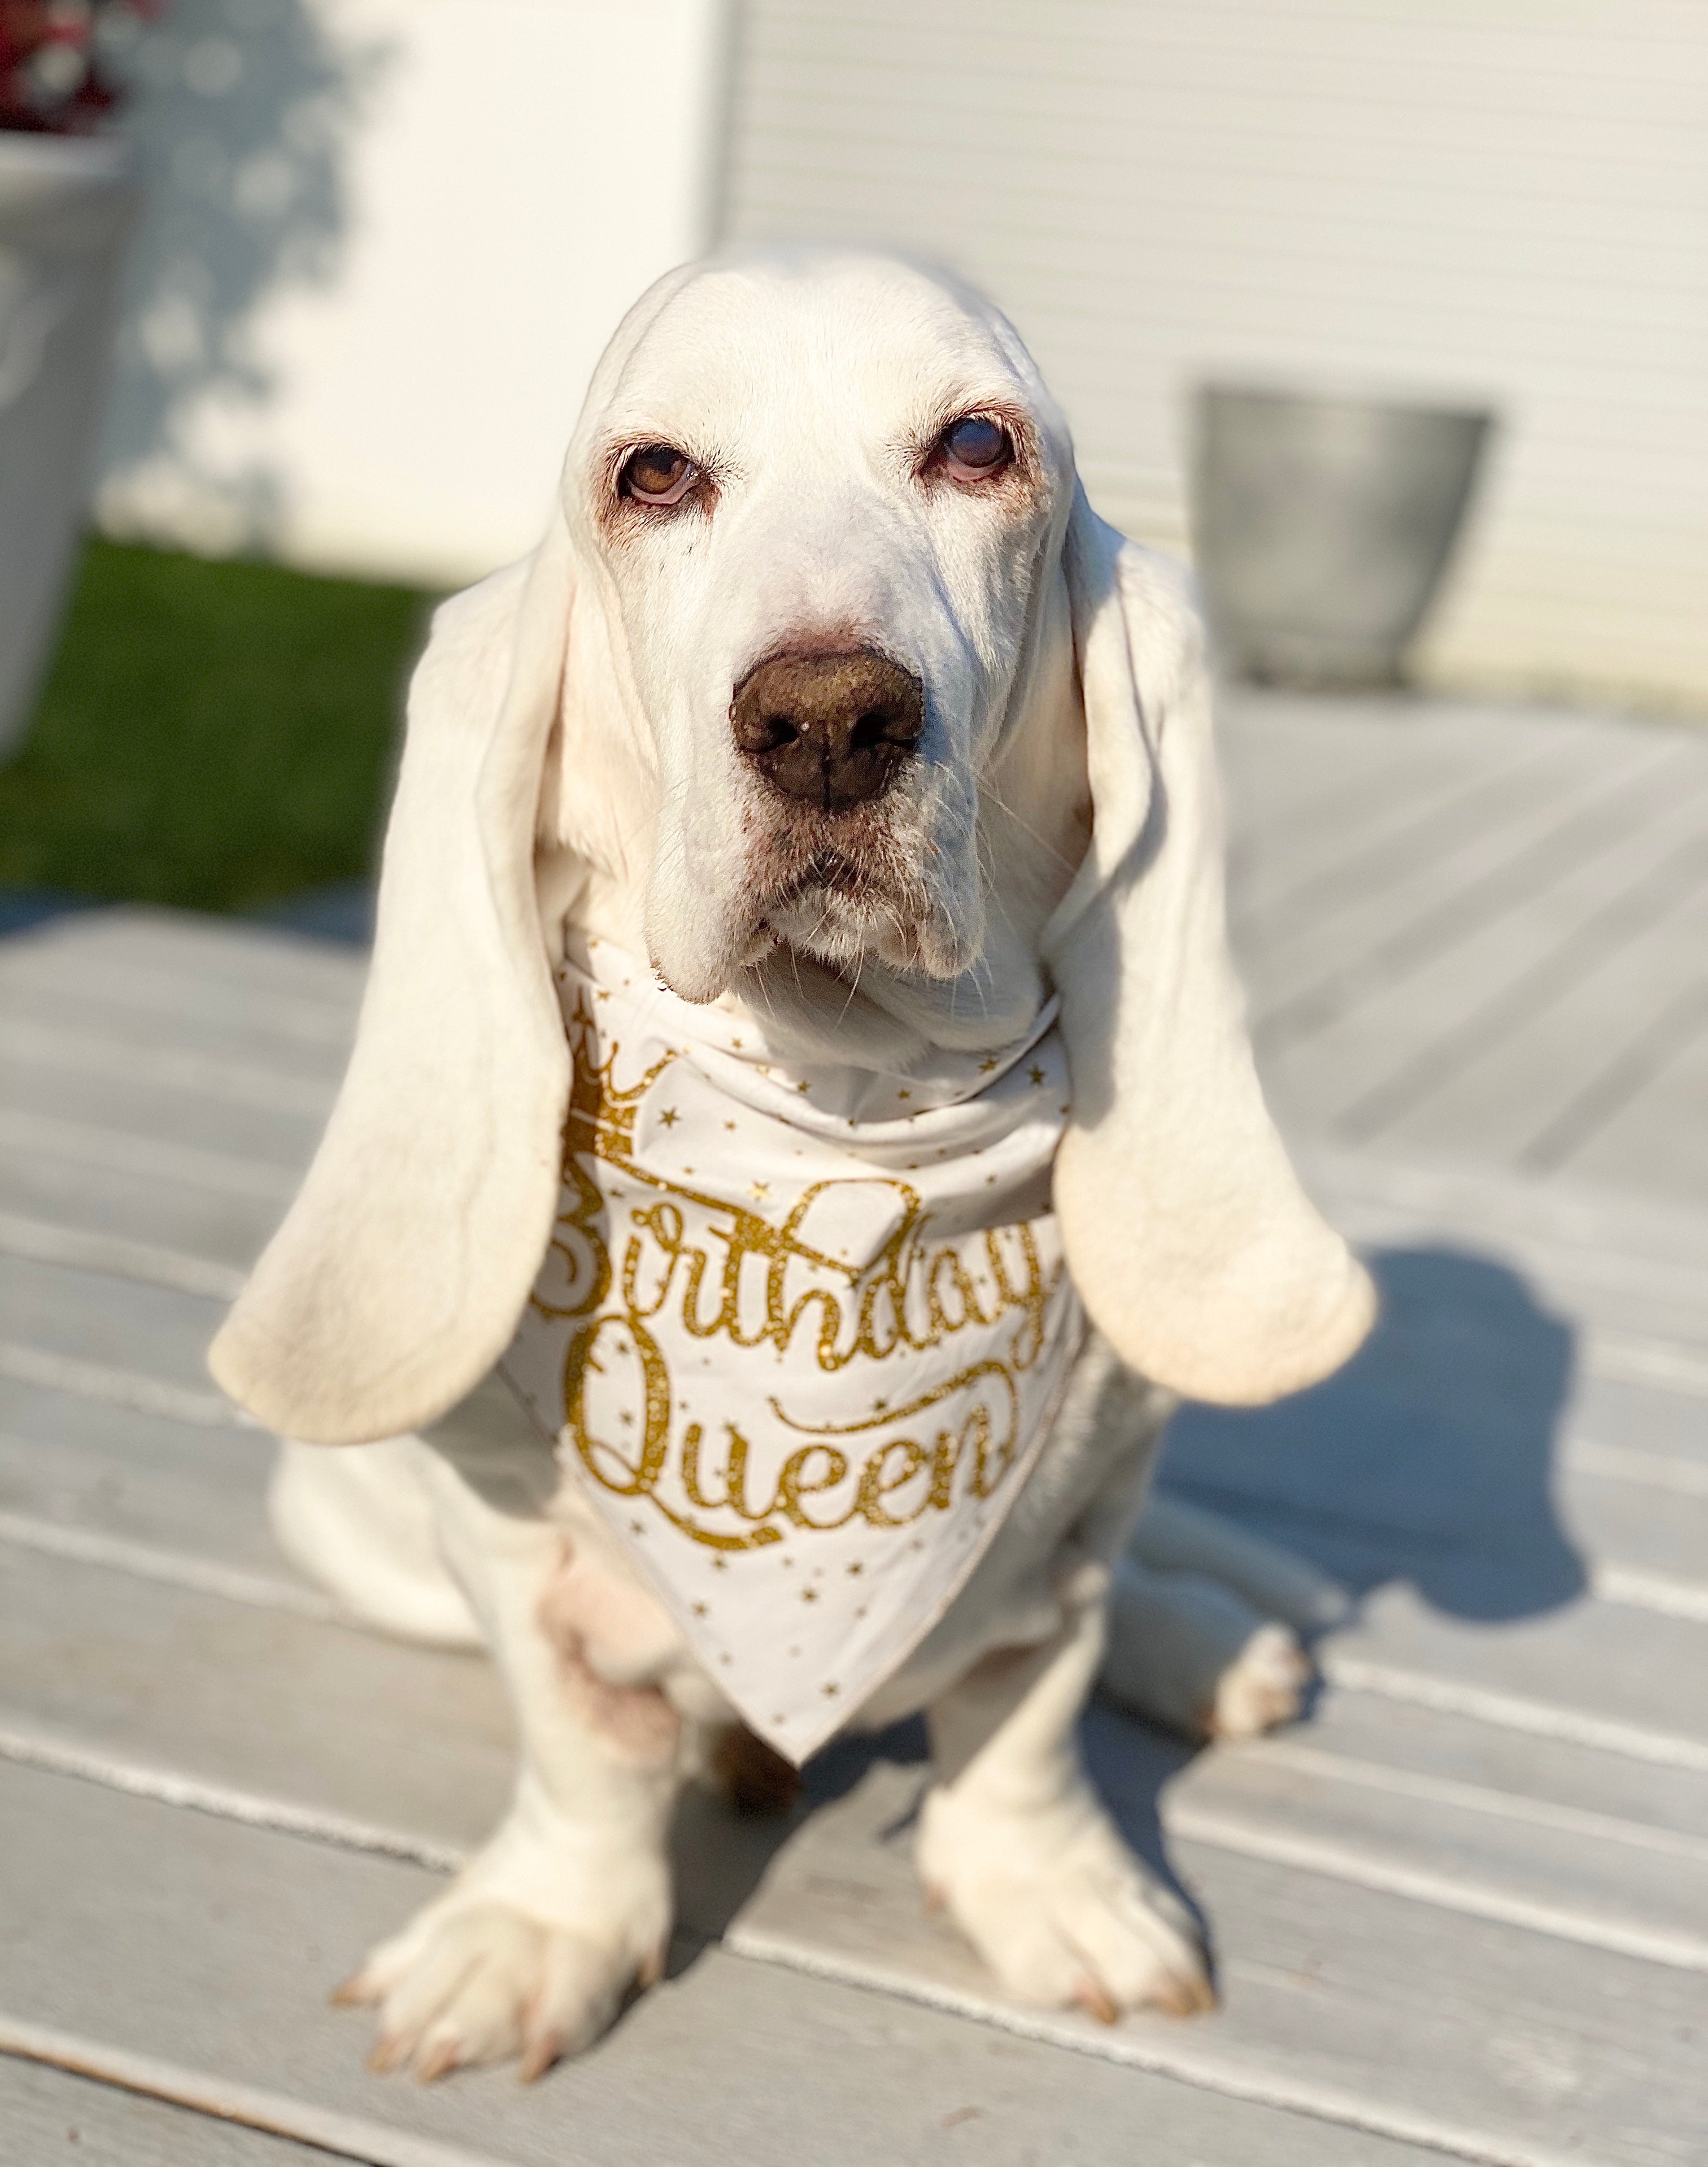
[{"x1": 209, "y1": 250, "x2": 1372, "y2": 2081}]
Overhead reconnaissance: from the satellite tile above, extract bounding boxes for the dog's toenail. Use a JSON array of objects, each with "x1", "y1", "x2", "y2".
[{"x1": 416, "y1": 2039, "x2": 459, "y2": 2083}]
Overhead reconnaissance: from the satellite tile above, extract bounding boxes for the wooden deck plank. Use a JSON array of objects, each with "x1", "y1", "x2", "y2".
[
  {"x1": 1214, "y1": 691, "x2": 1623, "y2": 858},
  {"x1": 1233, "y1": 730, "x2": 1689, "y2": 1024},
  {"x1": 1569, "y1": 1362, "x2": 1708, "y2": 1462},
  {"x1": 1337, "y1": 1584, "x2": 1706, "y2": 1753},
  {"x1": 1222, "y1": 714, "x2": 1549, "y2": 913},
  {"x1": 0, "y1": 1382, "x2": 280, "y2": 1578},
  {"x1": 1, "y1": 907, "x2": 368, "y2": 1005},
  {"x1": 0, "y1": 1145, "x2": 278, "y2": 1285},
  {"x1": 0, "y1": 928, "x2": 363, "y2": 1043},
  {"x1": 0, "y1": 2056, "x2": 368, "y2": 2167},
  {"x1": 9, "y1": 1311, "x2": 1706, "y2": 1673},
  {"x1": 0, "y1": 1256, "x2": 229, "y2": 1398},
  {"x1": 6, "y1": 1250, "x2": 1705, "y2": 1748},
  {"x1": 726, "y1": 1755, "x2": 1705, "y2": 2167},
  {"x1": 0, "y1": 1764, "x2": 1454, "y2": 2167},
  {"x1": 1565, "y1": 1015, "x2": 1708, "y2": 1204},
  {"x1": 1295, "y1": 1145, "x2": 1708, "y2": 1355},
  {"x1": 1254, "y1": 753, "x2": 1708, "y2": 1145},
  {"x1": 5, "y1": 703, "x2": 1706, "y2": 2166},
  {"x1": 1262, "y1": 1685, "x2": 1708, "y2": 1846},
  {"x1": 1368, "y1": 885, "x2": 1708, "y2": 1175},
  {"x1": 1156, "y1": 1241, "x2": 1708, "y2": 1620},
  {"x1": 1558, "y1": 1469, "x2": 1708, "y2": 1586},
  {"x1": 0, "y1": 1055, "x2": 324, "y2": 1178},
  {"x1": 0, "y1": 1548, "x2": 513, "y2": 1851},
  {"x1": 5, "y1": 1525, "x2": 1703, "y2": 1963},
  {"x1": 1227, "y1": 724, "x2": 1624, "y2": 959},
  {"x1": 1, "y1": 956, "x2": 356, "y2": 1076},
  {"x1": 4, "y1": 1013, "x2": 339, "y2": 1123},
  {"x1": 1312, "y1": 835, "x2": 1708, "y2": 1154}
]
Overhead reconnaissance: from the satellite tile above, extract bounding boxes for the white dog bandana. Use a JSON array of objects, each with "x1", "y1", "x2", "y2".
[{"x1": 499, "y1": 937, "x2": 1085, "y2": 1764}]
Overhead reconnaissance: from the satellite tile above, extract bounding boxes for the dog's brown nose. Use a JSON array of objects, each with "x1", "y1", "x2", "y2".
[{"x1": 731, "y1": 649, "x2": 925, "y2": 813}]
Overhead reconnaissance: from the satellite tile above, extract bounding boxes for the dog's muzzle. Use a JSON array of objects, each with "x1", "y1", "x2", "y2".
[{"x1": 731, "y1": 647, "x2": 924, "y2": 813}]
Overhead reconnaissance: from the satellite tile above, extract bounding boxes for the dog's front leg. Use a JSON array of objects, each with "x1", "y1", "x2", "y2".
[
  {"x1": 337, "y1": 1450, "x2": 679, "y2": 2082},
  {"x1": 918, "y1": 1560, "x2": 1214, "y2": 2023}
]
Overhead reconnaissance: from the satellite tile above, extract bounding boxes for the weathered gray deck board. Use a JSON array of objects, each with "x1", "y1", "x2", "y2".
[
  {"x1": 0, "y1": 1383, "x2": 279, "y2": 1575},
  {"x1": 1232, "y1": 725, "x2": 1680, "y2": 991},
  {"x1": 0, "y1": 1146, "x2": 271, "y2": 1287},
  {"x1": 2, "y1": 977, "x2": 355, "y2": 1090},
  {"x1": 1249, "y1": 747, "x2": 1708, "y2": 1117},
  {"x1": 5, "y1": 687, "x2": 1708, "y2": 2162},
  {"x1": 1295, "y1": 1145, "x2": 1708, "y2": 1355},
  {"x1": 0, "y1": 921, "x2": 363, "y2": 1026},
  {"x1": 1225, "y1": 724, "x2": 1555, "y2": 911},
  {"x1": 1570, "y1": 1020, "x2": 1708, "y2": 1201},
  {"x1": 1, "y1": 1255, "x2": 229, "y2": 1394},
  {"x1": 1230, "y1": 725, "x2": 1670, "y2": 973},
  {"x1": 1, "y1": 1764, "x2": 1457, "y2": 2167},
  {"x1": 0, "y1": 1054, "x2": 325, "y2": 1178},
  {"x1": 0, "y1": 1546, "x2": 513, "y2": 1851},
  {"x1": 1220, "y1": 692, "x2": 1708, "y2": 1212},
  {"x1": 0, "y1": 905, "x2": 367, "y2": 1005},
  {"x1": 5, "y1": 1245, "x2": 1703, "y2": 1748},
  {"x1": 725, "y1": 1758, "x2": 1705, "y2": 2167},
  {"x1": 0, "y1": 2056, "x2": 366, "y2": 2167},
  {"x1": 8, "y1": 1512, "x2": 1706, "y2": 1920},
  {"x1": 1369, "y1": 885, "x2": 1708, "y2": 1174}
]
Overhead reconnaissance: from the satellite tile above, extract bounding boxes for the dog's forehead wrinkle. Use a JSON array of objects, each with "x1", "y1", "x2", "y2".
[{"x1": 602, "y1": 264, "x2": 1038, "y2": 462}]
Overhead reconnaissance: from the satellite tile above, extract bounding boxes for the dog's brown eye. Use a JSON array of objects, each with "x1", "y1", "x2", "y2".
[
  {"x1": 940, "y1": 415, "x2": 1013, "y2": 482},
  {"x1": 621, "y1": 443, "x2": 698, "y2": 506}
]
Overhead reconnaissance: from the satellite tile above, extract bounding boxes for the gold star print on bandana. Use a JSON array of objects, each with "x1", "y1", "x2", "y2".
[{"x1": 498, "y1": 934, "x2": 1083, "y2": 1764}]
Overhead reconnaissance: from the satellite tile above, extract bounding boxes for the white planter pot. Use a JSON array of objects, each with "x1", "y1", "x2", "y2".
[{"x1": 0, "y1": 132, "x2": 139, "y2": 757}]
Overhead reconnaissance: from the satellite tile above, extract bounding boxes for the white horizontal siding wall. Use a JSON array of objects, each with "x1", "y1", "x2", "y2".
[
  {"x1": 721, "y1": 0, "x2": 1708, "y2": 710},
  {"x1": 97, "y1": 0, "x2": 729, "y2": 586}
]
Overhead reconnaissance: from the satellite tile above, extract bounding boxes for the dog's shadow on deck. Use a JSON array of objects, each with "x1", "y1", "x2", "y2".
[
  {"x1": 1157, "y1": 1243, "x2": 1584, "y2": 1624},
  {"x1": 671, "y1": 1244, "x2": 1584, "y2": 1964}
]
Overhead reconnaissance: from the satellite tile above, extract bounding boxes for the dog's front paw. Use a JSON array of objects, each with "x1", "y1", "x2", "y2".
[
  {"x1": 336, "y1": 1867, "x2": 670, "y2": 2080},
  {"x1": 917, "y1": 1781, "x2": 1214, "y2": 2022}
]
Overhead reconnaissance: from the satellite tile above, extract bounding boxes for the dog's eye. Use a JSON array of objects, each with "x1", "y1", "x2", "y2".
[
  {"x1": 939, "y1": 415, "x2": 1013, "y2": 482},
  {"x1": 621, "y1": 443, "x2": 699, "y2": 506}
]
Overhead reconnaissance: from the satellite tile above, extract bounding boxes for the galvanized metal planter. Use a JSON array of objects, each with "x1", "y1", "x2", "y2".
[
  {"x1": 0, "y1": 132, "x2": 140, "y2": 756},
  {"x1": 1191, "y1": 384, "x2": 1493, "y2": 690}
]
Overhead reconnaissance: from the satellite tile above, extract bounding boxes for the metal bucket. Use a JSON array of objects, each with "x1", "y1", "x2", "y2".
[{"x1": 1191, "y1": 384, "x2": 1493, "y2": 689}]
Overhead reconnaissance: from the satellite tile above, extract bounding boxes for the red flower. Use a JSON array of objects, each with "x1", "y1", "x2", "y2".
[{"x1": 1, "y1": 0, "x2": 162, "y2": 136}]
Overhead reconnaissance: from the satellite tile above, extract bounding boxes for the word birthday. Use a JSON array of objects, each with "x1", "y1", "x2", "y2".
[{"x1": 522, "y1": 1020, "x2": 1070, "y2": 1554}]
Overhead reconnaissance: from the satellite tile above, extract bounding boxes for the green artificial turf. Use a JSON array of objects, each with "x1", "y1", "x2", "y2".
[{"x1": 0, "y1": 538, "x2": 435, "y2": 913}]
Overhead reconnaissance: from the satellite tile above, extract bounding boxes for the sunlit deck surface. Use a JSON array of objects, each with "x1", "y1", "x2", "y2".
[{"x1": 3, "y1": 687, "x2": 1705, "y2": 2166}]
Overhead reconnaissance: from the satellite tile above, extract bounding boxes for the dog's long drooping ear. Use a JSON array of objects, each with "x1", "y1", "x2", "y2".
[
  {"x1": 1044, "y1": 494, "x2": 1375, "y2": 1405},
  {"x1": 208, "y1": 521, "x2": 576, "y2": 1445}
]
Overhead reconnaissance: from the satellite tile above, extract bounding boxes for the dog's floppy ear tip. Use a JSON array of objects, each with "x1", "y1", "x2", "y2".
[
  {"x1": 206, "y1": 1315, "x2": 307, "y2": 1443},
  {"x1": 1064, "y1": 1218, "x2": 1378, "y2": 1411},
  {"x1": 206, "y1": 1295, "x2": 465, "y2": 1448},
  {"x1": 205, "y1": 1311, "x2": 364, "y2": 1447},
  {"x1": 1186, "y1": 1247, "x2": 1379, "y2": 1407}
]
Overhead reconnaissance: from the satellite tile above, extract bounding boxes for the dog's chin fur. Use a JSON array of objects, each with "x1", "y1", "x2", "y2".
[
  {"x1": 649, "y1": 800, "x2": 983, "y2": 1006},
  {"x1": 762, "y1": 877, "x2": 970, "y2": 981}
]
